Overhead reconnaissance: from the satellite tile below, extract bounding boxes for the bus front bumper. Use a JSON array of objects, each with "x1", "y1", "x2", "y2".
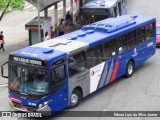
[{"x1": 9, "y1": 98, "x2": 52, "y2": 116}]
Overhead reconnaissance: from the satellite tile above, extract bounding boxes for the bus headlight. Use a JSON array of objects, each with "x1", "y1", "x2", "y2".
[
  {"x1": 38, "y1": 101, "x2": 48, "y2": 109},
  {"x1": 44, "y1": 101, "x2": 48, "y2": 105},
  {"x1": 39, "y1": 104, "x2": 43, "y2": 108}
]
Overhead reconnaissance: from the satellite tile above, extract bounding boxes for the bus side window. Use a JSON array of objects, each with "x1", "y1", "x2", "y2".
[
  {"x1": 127, "y1": 31, "x2": 136, "y2": 49},
  {"x1": 103, "y1": 39, "x2": 117, "y2": 60},
  {"x1": 145, "y1": 23, "x2": 154, "y2": 40},
  {"x1": 51, "y1": 60, "x2": 66, "y2": 85},
  {"x1": 137, "y1": 26, "x2": 145, "y2": 44},
  {"x1": 118, "y1": 35, "x2": 127, "y2": 54},
  {"x1": 68, "y1": 51, "x2": 86, "y2": 77},
  {"x1": 86, "y1": 45, "x2": 103, "y2": 68}
]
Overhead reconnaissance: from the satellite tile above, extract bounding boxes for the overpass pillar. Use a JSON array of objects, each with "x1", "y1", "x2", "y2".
[
  {"x1": 54, "y1": 3, "x2": 58, "y2": 36},
  {"x1": 63, "y1": 0, "x2": 66, "y2": 20},
  {"x1": 44, "y1": 8, "x2": 48, "y2": 18},
  {"x1": 70, "y1": 0, "x2": 73, "y2": 23}
]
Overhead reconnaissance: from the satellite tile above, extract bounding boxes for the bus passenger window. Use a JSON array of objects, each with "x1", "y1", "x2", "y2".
[
  {"x1": 118, "y1": 35, "x2": 127, "y2": 53},
  {"x1": 145, "y1": 23, "x2": 154, "y2": 40},
  {"x1": 127, "y1": 31, "x2": 136, "y2": 49},
  {"x1": 137, "y1": 26, "x2": 145, "y2": 44},
  {"x1": 86, "y1": 45, "x2": 102, "y2": 68},
  {"x1": 68, "y1": 52, "x2": 86, "y2": 77},
  {"x1": 103, "y1": 39, "x2": 117, "y2": 59}
]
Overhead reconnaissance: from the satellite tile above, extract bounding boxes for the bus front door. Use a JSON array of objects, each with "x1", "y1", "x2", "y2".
[{"x1": 50, "y1": 59, "x2": 68, "y2": 112}]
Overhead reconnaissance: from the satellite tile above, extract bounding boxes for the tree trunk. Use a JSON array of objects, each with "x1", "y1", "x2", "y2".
[{"x1": 0, "y1": 2, "x2": 10, "y2": 21}]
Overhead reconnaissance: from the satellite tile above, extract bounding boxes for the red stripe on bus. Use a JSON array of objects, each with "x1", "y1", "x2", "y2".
[{"x1": 110, "y1": 58, "x2": 119, "y2": 83}]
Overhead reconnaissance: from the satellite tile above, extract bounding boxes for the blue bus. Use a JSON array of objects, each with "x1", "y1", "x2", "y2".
[
  {"x1": 80, "y1": 0, "x2": 127, "y2": 25},
  {"x1": 1, "y1": 15, "x2": 156, "y2": 115}
]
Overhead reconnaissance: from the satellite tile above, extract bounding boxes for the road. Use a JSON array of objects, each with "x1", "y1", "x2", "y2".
[{"x1": 1, "y1": 0, "x2": 160, "y2": 120}]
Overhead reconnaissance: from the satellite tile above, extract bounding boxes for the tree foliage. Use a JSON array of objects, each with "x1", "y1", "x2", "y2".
[{"x1": 0, "y1": 0, "x2": 25, "y2": 12}]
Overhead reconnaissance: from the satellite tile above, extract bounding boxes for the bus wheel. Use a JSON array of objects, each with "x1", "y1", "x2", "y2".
[
  {"x1": 125, "y1": 60, "x2": 134, "y2": 78},
  {"x1": 69, "y1": 89, "x2": 82, "y2": 108}
]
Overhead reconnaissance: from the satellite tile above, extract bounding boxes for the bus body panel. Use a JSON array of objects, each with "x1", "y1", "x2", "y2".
[
  {"x1": 134, "y1": 40, "x2": 156, "y2": 68},
  {"x1": 48, "y1": 56, "x2": 69, "y2": 112},
  {"x1": 50, "y1": 82, "x2": 69, "y2": 112},
  {"x1": 5, "y1": 15, "x2": 156, "y2": 113},
  {"x1": 68, "y1": 69, "x2": 90, "y2": 102}
]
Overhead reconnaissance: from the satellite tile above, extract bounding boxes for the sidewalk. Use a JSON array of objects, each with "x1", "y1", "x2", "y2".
[{"x1": 0, "y1": 9, "x2": 81, "y2": 85}]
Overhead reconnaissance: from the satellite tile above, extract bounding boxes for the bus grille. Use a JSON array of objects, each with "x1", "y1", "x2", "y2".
[{"x1": 12, "y1": 102, "x2": 37, "y2": 112}]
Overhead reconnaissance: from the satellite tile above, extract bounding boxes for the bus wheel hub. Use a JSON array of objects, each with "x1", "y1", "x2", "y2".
[{"x1": 71, "y1": 93, "x2": 78, "y2": 105}]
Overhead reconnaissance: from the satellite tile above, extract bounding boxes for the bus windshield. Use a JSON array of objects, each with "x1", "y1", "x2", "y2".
[
  {"x1": 82, "y1": 15, "x2": 109, "y2": 25},
  {"x1": 9, "y1": 64, "x2": 49, "y2": 95}
]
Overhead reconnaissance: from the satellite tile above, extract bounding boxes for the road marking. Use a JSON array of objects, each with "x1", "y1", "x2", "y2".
[
  {"x1": 0, "y1": 84, "x2": 8, "y2": 87},
  {"x1": 25, "y1": 4, "x2": 33, "y2": 9}
]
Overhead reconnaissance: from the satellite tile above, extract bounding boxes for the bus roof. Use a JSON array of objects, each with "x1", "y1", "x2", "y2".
[
  {"x1": 58, "y1": 15, "x2": 155, "y2": 46},
  {"x1": 82, "y1": 0, "x2": 120, "y2": 9},
  {"x1": 12, "y1": 15, "x2": 155, "y2": 62}
]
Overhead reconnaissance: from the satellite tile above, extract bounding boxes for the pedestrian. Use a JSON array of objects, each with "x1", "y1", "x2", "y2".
[
  {"x1": 65, "y1": 11, "x2": 72, "y2": 26},
  {"x1": 0, "y1": 31, "x2": 5, "y2": 51},
  {"x1": 57, "y1": 19, "x2": 65, "y2": 36},
  {"x1": 43, "y1": 32, "x2": 50, "y2": 41},
  {"x1": 50, "y1": 25, "x2": 55, "y2": 39}
]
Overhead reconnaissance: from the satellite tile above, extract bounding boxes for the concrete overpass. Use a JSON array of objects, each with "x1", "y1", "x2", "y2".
[
  {"x1": 26, "y1": 0, "x2": 63, "y2": 11},
  {"x1": 26, "y1": 0, "x2": 79, "y2": 28}
]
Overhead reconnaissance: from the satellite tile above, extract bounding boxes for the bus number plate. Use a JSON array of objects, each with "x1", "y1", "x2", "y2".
[{"x1": 21, "y1": 106, "x2": 28, "y2": 111}]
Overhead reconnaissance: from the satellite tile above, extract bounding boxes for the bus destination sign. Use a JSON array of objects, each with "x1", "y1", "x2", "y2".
[
  {"x1": 10, "y1": 56, "x2": 44, "y2": 66},
  {"x1": 82, "y1": 9, "x2": 109, "y2": 15}
]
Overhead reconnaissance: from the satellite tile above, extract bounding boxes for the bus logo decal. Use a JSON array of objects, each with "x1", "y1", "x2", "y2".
[
  {"x1": 147, "y1": 42, "x2": 153, "y2": 47},
  {"x1": 91, "y1": 71, "x2": 94, "y2": 76},
  {"x1": 97, "y1": 62, "x2": 107, "y2": 89},
  {"x1": 98, "y1": 62, "x2": 108, "y2": 89},
  {"x1": 90, "y1": 62, "x2": 105, "y2": 93},
  {"x1": 132, "y1": 48, "x2": 138, "y2": 57}
]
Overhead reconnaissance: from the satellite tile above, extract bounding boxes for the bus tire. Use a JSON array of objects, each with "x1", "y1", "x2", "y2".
[
  {"x1": 69, "y1": 89, "x2": 82, "y2": 108},
  {"x1": 125, "y1": 60, "x2": 134, "y2": 78}
]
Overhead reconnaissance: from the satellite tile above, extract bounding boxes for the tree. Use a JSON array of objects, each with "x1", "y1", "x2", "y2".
[{"x1": 0, "y1": 0, "x2": 25, "y2": 21}]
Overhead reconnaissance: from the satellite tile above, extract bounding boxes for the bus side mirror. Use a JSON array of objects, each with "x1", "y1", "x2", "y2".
[{"x1": 1, "y1": 62, "x2": 8, "y2": 78}]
